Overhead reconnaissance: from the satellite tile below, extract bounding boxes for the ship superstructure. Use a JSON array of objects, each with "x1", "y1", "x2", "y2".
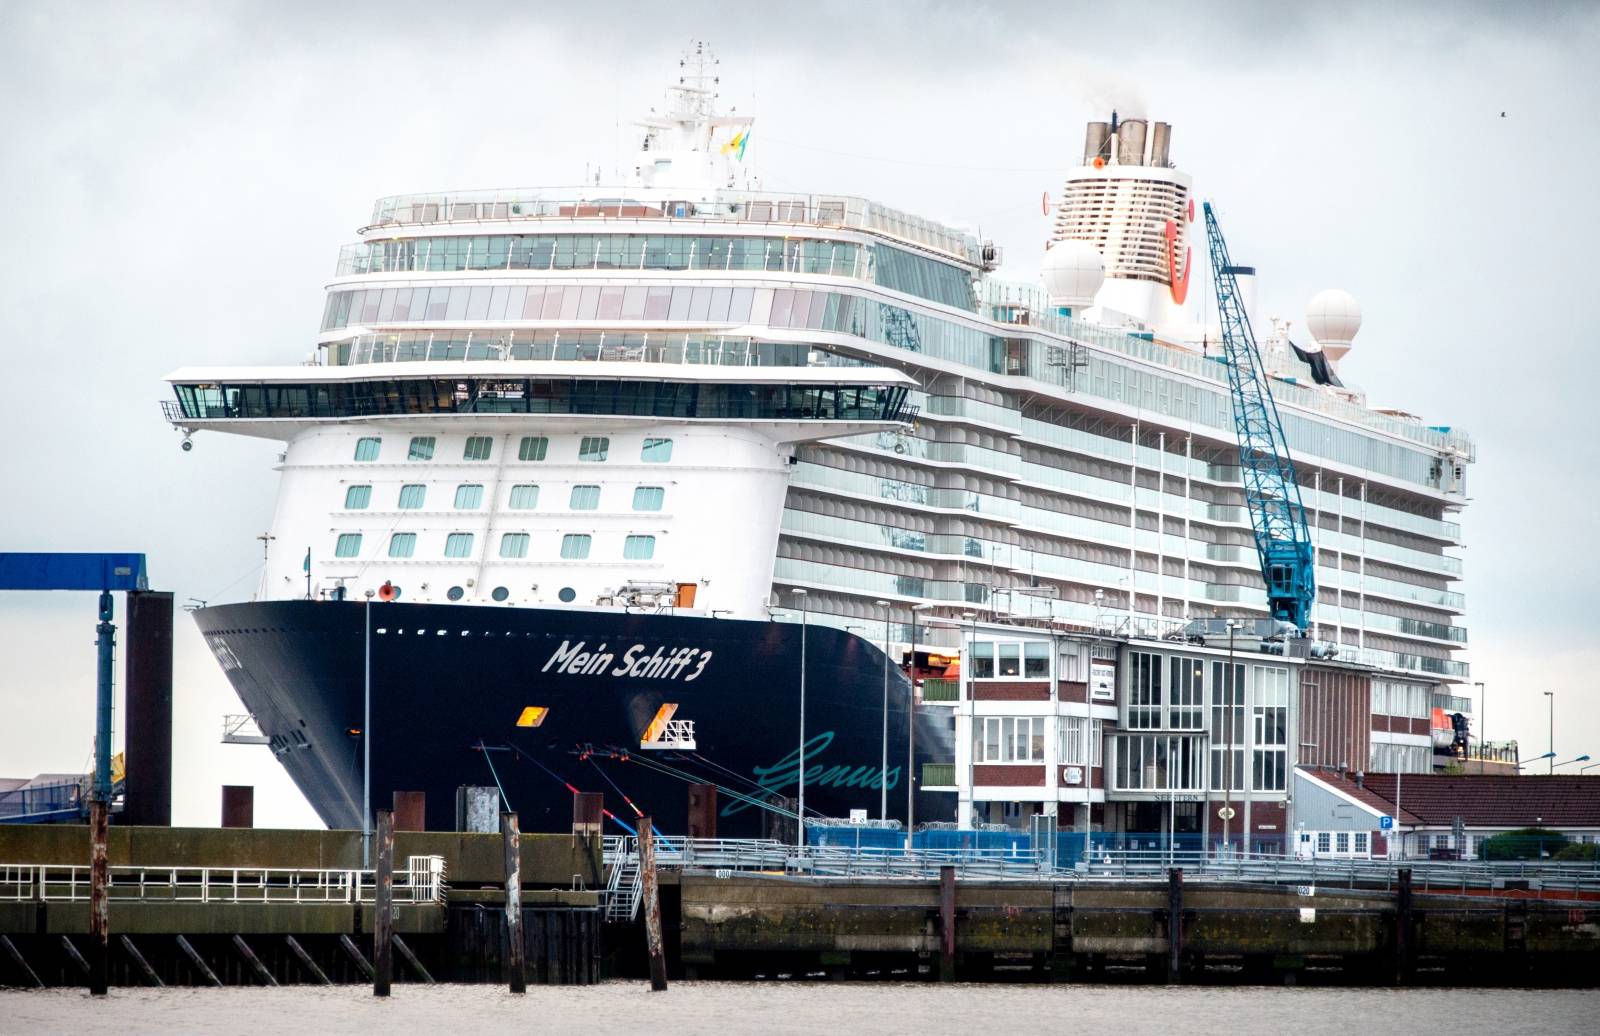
[{"x1": 165, "y1": 47, "x2": 1474, "y2": 842}]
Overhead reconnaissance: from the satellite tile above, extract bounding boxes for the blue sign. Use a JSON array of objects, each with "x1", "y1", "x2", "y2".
[{"x1": 1379, "y1": 815, "x2": 1394, "y2": 830}]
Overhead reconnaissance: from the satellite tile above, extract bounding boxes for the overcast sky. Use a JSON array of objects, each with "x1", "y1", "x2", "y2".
[{"x1": 2, "y1": 1, "x2": 1596, "y2": 827}]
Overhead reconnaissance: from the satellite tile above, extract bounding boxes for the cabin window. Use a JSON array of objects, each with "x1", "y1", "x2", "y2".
[
  {"x1": 407, "y1": 436, "x2": 435, "y2": 461},
  {"x1": 463, "y1": 436, "x2": 493, "y2": 461},
  {"x1": 570, "y1": 485, "x2": 600, "y2": 510},
  {"x1": 518, "y1": 436, "x2": 548, "y2": 461},
  {"x1": 641, "y1": 437, "x2": 673, "y2": 463},
  {"x1": 334, "y1": 533, "x2": 363, "y2": 557},
  {"x1": 388, "y1": 533, "x2": 416, "y2": 558},
  {"x1": 560, "y1": 534, "x2": 591, "y2": 560},
  {"x1": 397, "y1": 484, "x2": 426, "y2": 509},
  {"x1": 579, "y1": 436, "x2": 610, "y2": 462},
  {"x1": 454, "y1": 484, "x2": 483, "y2": 510},
  {"x1": 344, "y1": 485, "x2": 372, "y2": 509},
  {"x1": 499, "y1": 533, "x2": 530, "y2": 559},
  {"x1": 444, "y1": 533, "x2": 474, "y2": 558},
  {"x1": 623, "y1": 535, "x2": 656, "y2": 560},
  {"x1": 509, "y1": 484, "x2": 539, "y2": 509},
  {"x1": 353, "y1": 437, "x2": 381, "y2": 462},
  {"x1": 632, "y1": 486, "x2": 665, "y2": 511}
]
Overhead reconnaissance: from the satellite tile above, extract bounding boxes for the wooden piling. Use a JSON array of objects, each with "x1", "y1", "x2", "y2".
[
  {"x1": 285, "y1": 935, "x2": 331, "y2": 985},
  {"x1": 374, "y1": 809, "x2": 395, "y2": 996},
  {"x1": 60, "y1": 935, "x2": 91, "y2": 977},
  {"x1": 232, "y1": 934, "x2": 279, "y2": 986},
  {"x1": 340, "y1": 934, "x2": 375, "y2": 980},
  {"x1": 1167, "y1": 867, "x2": 1184, "y2": 984},
  {"x1": 177, "y1": 934, "x2": 222, "y2": 986},
  {"x1": 88, "y1": 798, "x2": 109, "y2": 995},
  {"x1": 393, "y1": 934, "x2": 435, "y2": 983},
  {"x1": 120, "y1": 935, "x2": 163, "y2": 987},
  {"x1": 1, "y1": 935, "x2": 42, "y2": 988},
  {"x1": 640, "y1": 816, "x2": 668, "y2": 991},
  {"x1": 503, "y1": 811, "x2": 525, "y2": 994},
  {"x1": 1395, "y1": 867, "x2": 1413, "y2": 986},
  {"x1": 938, "y1": 865, "x2": 956, "y2": 981}
]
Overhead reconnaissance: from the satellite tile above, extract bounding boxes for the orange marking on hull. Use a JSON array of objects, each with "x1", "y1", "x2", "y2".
[{"x1": 1165, "y1": 219, "x2": 1191, "y2": 305}]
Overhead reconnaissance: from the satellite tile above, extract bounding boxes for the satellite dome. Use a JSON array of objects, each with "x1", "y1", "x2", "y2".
[
  {"x1": 1305, "y1": 288, "x2": 1361, "y2": 364},
  {"x1": 1042, "y1": 239, "x2": 1105, "y2": 306}
]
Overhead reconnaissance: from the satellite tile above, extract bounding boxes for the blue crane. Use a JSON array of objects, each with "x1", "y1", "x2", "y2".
[{"x1": 1201, "y1": 203, "x2": 1316, "y2": 631}]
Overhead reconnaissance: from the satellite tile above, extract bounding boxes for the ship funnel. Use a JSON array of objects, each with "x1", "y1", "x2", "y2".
[{"x1": 1083, "y1": 121, "x2": 1111, "y2": 165}]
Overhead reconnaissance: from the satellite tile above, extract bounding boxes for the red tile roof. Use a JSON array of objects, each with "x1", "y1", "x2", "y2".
[{"x1": 1358, "y1": 773, "x2": 1600, "y2": 828}]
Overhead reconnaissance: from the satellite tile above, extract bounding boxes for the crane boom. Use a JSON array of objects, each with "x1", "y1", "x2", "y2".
[{"x1": 1202, "y1": 202, "x2": 1316, "y2": 630}]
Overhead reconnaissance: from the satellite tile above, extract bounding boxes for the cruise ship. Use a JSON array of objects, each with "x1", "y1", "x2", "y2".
[{"x1": 166, "y1": 46, "x2": 1477, "y2": 850}]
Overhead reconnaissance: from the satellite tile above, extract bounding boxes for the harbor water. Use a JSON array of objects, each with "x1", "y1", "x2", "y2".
[{"x1": 2, "y1": 982, "x2": 1594, "y2": 1035}]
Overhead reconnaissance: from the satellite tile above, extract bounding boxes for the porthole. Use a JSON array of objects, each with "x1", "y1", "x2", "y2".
[
  {"x1": 558, "y1": 587, "x2": 577, "y2": 603},
  {"x1": 447, "y1": 586, "x2": 465, "y2": 602},
  {"x1": 492, "y1": 586, "x2": 510, "y2": 602}
]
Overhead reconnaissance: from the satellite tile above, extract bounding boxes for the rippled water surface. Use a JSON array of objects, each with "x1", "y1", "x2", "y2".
[{"x1": 3, "y1": 982, "x2": 1594, "y2": 1035}]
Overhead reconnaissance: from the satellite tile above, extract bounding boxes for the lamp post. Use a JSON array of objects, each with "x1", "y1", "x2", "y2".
[
  {"x1": 908, "y1": 602, "x2": 934, "y2": 850},
  {"x1": 1222, "y1": 621, "x2": 1240, "y2": 855},
  {"x1": 790, "y1": 588, "x2": 808, "y2": 848},
  {"x1": 962, "y1": 611, "x2": 977, "y2": 831},
  {"x1": 876, "y1": 599, "x2": 892, "y2": 822},
  {"x1": 1544, "y1": 691, "x2": 1554, "y2": 774},
  {"x1": 363, "y1": 592, "x2": 373, "y2": 868},
  {"x1": 1472, "y1": 680, "x2": 1485, "y2": 759},
  {"x1": 1581, "y1": 761, "x2": 1600, "y2": 773},
  {"x1": 1554, "y1": 755, "x2": 1591, "y2": 770}
]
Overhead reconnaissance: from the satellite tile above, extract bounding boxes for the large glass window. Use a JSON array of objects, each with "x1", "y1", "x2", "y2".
[
  {"x1": 1210, "y1": 660, "x2": 1246, "y2": 792},
  {"x1": 518, "y1": 436, "x2": 548, "y2": 461},
  {"x1": 444, "y1": 533, "x2": 474, "y2": 558},
  {"x1": 632, "y1": 486, "x2": 665, "y2": 511},
  {"x1": 344, "y1": 485, "x2": 372, "y2": 509},
  {"x1": 397, "y1": 484, "x2": 426, "y2": 509},
  {"x1": 560, "y1": 534, "x2": 591, "y2": 559},
  {"x1": 1128, "y1": 652, "x2": 1163, "y2": 729},
  {"x1": 1060, "y1": 716, "x2": 1087, "y2": 766},
  {"x1": 623, "y1": 535, "x2": 656, "y2": 560},
  {"x1": 454, "y1": 484, "x2": 483, "y2": 510},
  {"x1": 509, "y1": 484, "x2": 539, "y2": 509},
  {"x1": 499, "y1": 533, "x2": 530, "y2": 559},
  {"x1": 407, "y1": 436, "x2": 435, "y2": 461},
  {"x1": 997, "y1": 643, "x2": 1021, "y2": 677},
  {"x1": 1023, "y1": 642, "x2": 1049, "y2": 679},
  {"x1": 353, "y1": 437, "x2": 381, "y2": 462},
  {"x1": 1252, "y1": 665, "x2": 1289, "y2": 791},
  {"x1": 570, "y1": 485, "x2": 600, "y2": 510},
  {"x1": 463, "y1": 436, "x2": 493, "y2": 461},
  {"x1": 970, "y1": 641, "x2": 994, "y2": 679},
  {"x1": 972, "y1": 716, "x2": 1046, "y2": 763},
  {"x1": 579, "y1": 436, "x2": 609, "y2": 462},
  {"x1": 334, "y1": 533, "x2": 362, "y2": 557},
  {"x1": 1168, "y1": 656, "x2": 1205, "y2": 730},
  {"x1": 641, "y1": 437, "x2": 673, "y2": 463},
  {"x1": 388, "y1": 533, "x2": 415, "y2": 558}
]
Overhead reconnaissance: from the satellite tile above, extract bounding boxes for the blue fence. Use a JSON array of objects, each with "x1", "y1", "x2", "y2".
[
  {"x1": 805, "y1": 824, "x2": 1289, "y2": 864},
  {"x1": 0, "y1": 781, "x2": 84, "y2": 824}
]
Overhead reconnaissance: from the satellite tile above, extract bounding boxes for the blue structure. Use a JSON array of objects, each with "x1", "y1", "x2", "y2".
[
  {"x1": 1201, "y1": 205, "x2": 1317, "y2": 630},
  {"x1": 0, "y1": 552, "x2": 149, "y2": 807}
]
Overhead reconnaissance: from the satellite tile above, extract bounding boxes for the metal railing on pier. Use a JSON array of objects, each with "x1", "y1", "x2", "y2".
[{"x1": 0, "y1": 857, "x2": 447, "y2": 906}]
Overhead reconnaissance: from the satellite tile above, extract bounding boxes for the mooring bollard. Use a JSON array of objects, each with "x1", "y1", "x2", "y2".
[
  {"x1": 88, "y1": 798, "x2": 109, "y2": 995},
  {"x1": 374, "y1": 809, "x2": 395, "y2": 996},
  {"x1": 503, "y1": 811, "x2": 525, "y2": 994},
  {"x1": 639, "y1": 817, "x2": 668, "y2": 991}
]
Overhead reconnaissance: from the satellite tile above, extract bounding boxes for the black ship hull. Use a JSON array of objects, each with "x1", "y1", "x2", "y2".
[{"x1": 195, "y1": 601, "x2": 955, "y2": 837}]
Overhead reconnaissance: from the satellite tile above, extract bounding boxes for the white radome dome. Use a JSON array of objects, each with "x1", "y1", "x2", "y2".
[
  {"x1": 1042, "y1": 239, "x2": 1105, "y2": 306},
  {"x1": 1305, "y1": 289, "x2": 1362, "y2": 360}
]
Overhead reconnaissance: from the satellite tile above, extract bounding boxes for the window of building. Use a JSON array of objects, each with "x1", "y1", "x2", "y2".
[
  {"x1": 388, "y1": 533, "x2": 415, "y2": 558},
  {"x1": 1110, "y1": 733, "x2": 1202, "y2": 792},
  {"x1": 1210, "y1": 660, "x2": 1245, "y2": 792},
  {"x1": 407, "y1": 436, "x2": 435, "y2": 461},
  {"x1": 1168, "y1": 656, "x2": 1204, "y2": 730},
  {"x1": 1128, "y1": 651, "x2": 1164, "y2": 730},
  {"x1": 1334, "y1": 832, "x2": 1349, "y2": 853},
  {"x1": 463, "y1": 436, "x2": 493, "y2": 461},
  {"x1": 353, "y1": 438, "x2": 381, "y2": 462},
  {"x1": 344, "y1": 485, "x2": 372, "y2": 509},
  {"x1": 632, "y1": 486, "x2": 665, "y2": 512},
  {"x1": 518, "y1": 436, "x2": 548, "y2": 461},
  {"x1": 997, "y1": 643, "x2": 1021, "y2": 677},
  {"x1": 1354, "y1": 832, "x2": 1369, "y2": 855},
  {"x1": 509, "y1": 484, "x2": 539, "y2": 509},
  {"x1": 444, "y1": 533, "x2": 474, "y2": 558},
  {"x1": 1023, "y1": 642, "x2": 1049, "y2": 679},
  {"x1": 334, "y1": 533, "x2": 362, "y2": 557},
  {"x1": 1316, "y1": 832, "x2": 1331, "y2": 854},
  {"x1": 970, "y1": 641, "x2": 994, "y2": 679},
  {"x1": 972, "y1": 716, "x2": 1046, "y2": 763},
  {"x1": 499, "y1": 533, "x2": 529, "y2": 559},
  {"x1": 560, "y1": 534, "x2": 591, "y2": 559},
  {"x1": 454, "y1": 484, "x2": 483, "y2": 510},
  {"x1": 397, "y1": 484, "x2": 426, "y2": 509},
  {"x1": 579, "y1": 436, "x2": 609, "y2": 462},
  {"x1": 570, "y1": 485, "x2": 600, "y2": 510},
  {"x1": 641, "y1": 437, "x2": 673, "y2": 463},
  {"x1": 1252, "y1": 665, "x2": 1289, "y2": 791},
  {"x1": 1060, "y1": 716, "x2": 1087, "y2": 767},
  {"x1": 623, "y1": 535, "x2": 656, "y2": 560}
]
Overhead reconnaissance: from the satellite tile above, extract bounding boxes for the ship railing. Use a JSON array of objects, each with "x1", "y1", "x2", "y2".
[{"x1": 0, "y1": 857, "x2": 448, "y2": 905}]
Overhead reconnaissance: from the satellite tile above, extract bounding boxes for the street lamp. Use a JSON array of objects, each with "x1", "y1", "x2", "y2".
[
  {"x1": 1544, "y1": 691, "x2": 1554, "y2": 774},
  {"x1": 1517, "y1": 751, "x2": 1556, "y2": 770},
  {"x1": 875, "y1": 599, "x2": 891, "y2": 822},
  {"x1": 908, "y1": 602, "x2": 935, "y2": 850},
  {"x1": 1581, "y1": 761, "x2": 1600, "y2": 773},
  {"x1": 791, "y1": 588, "x2": 808, "y2": 848},
  {"x1": 1472, "y1": 680, "x2": 1485, "y2": 759},
  {"x1": 1554, "y1": 755, "x2": 1591, "y2": 769},
  {"x1": 962, "y1": 611, "x2": 977, "y2": 831},
  {"x1": 1221, "y1": 620, "x2": 1241, "y2": 856}
]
